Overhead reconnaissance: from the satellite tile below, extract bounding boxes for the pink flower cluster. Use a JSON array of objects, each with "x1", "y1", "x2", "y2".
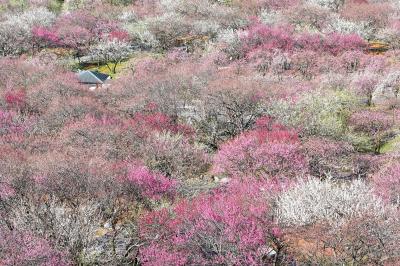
[
  {"x1": 126, "y1": 163, "x2": 177, "y2": 200},
  {"x1": 139, "y1": 179, "x2": 283, "y2": 265},
  {"x1": 130, "y1": 110, "x2": 194, "y2": 137},
  {"x1": 0, "y1": 229, "x2": 70, "y2": 266},
  {"x1": 372, "y1": 162, "x2": 400, "y2": 205},
  {"x1": 242, "y1": 22, "x2": 366, "y2": 57},
  {"x1": 0, "y1": 182, "x2": 15, "y2": 200},
  {"x1": 213, "y1": 117, "x2": 307, "y2": 178},
  {"x1": 4, "y1": 90, "x2": 26, "y2": 109}
]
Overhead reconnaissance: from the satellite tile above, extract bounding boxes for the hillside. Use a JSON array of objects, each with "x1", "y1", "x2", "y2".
[{"x1": 1, "y1": 0, "x2": 400, "y2": 265}]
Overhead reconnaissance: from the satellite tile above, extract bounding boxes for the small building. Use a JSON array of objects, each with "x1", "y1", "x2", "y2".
[{"x1": 77, "y1": 70, "x2": 111, "y2": 90}]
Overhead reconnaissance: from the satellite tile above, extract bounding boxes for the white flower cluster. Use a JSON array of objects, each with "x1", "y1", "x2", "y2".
[
  {"x1": 277, "y1": 178, "x2": 386, "y2": 226},
  {"x1": 305, "y1": 0, "x2": 345, "y2": 11},
  {"x1": 0, "y1": 8, "x2": 55, "y2": 56},
  {"x1": 325, "y1": 15, "x2": 374, "y2": 40},
  {"x1": 89, "y1": 39, "x2": 133, "y2": 63}
]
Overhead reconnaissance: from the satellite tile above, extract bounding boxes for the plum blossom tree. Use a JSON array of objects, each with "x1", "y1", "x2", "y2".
[
  {"x1": 241, "y1": 22, "x2": 295, "y2": 56},
  {"x1": 4, "y1": 90, "x2": 26, "y2": 111},
  {"x1": 0, "y1": 8, "x2": 55, "y2": 55},
  {"x1": 139, "y1": 179, "x2": 287, "y2": 265},
  {"x1": 0, "y1": 228, "x2": 71, "y2": 266},
  {"x1": 276, "y1": 178, "x2": 386, "y2": 226},
  {"x1": 294, "y1": 32, "x2": 366, "y2": 56},
  {"x1": 195, "y1": 83, "x2": 264, "y2": 149},
  {"x1": 6, "y1": 177, "x2": 105, "y2": 264},
  {"x1": 129, "y1": 108, "x2": 194, "y2": 138},
  {"x1": 340, "y1": 2, "x2": 392, "y2": 36},
  {"x1": 278, "y1": 175, "x2": 400, "y2": 264},
  {"x1": 351, "y1": 71, "x2": 379, "y2": 106},
  {"x1": 141, "y1": 131, "x2": 210, "y2": 180},
  {"x1": 50, "y1": 25, "x2": 93, "y2": 55},
  {"x1": 372, "y1": 161, "x2": 400, "y2": 206},
  {"x1": 89, "y1": 39, "x2": 133, "y2": 73},
  {"x1": 36, "y1": 10, "x2": 121, "y2": 61},
  {"x1": 213, "y1": 117, "x2": 307, "y2": 179},
  {"x1": 322, "y1": 33, "x2": 366, "y2": 56},
  {"x1": 325, "y1": 15, "x2": 373, "y2": 40},
  {"x1": 123, "y1": 162, "x2": 177, "y2": 201},
  {"x1": 0, "y1": 181, "x2": 15, "y2": 201},
  {"x1": 305, "y1": 0, "x2": 345, "y2": 12},
  {"x1": 0, "y1": 109, "x2": 29, "y2": 136},
  {"x1": 349, "y1": 110, "x2": 394, "y2": 153},
  {"x1": 266, "y1": 90, "x2": 356, "y2": 138},
  {"x1": 285, "y1": 209, "x2": 400, "y2": 265},
  {"x1": 303, "y1": 137, "x2": 354, "y2": 178},
  {"x1": 286, "y1": 4, "x2": 331, "y2": 32},
  {"x1": 373, "y1": 70, "x2": 400, "y2": 105}
]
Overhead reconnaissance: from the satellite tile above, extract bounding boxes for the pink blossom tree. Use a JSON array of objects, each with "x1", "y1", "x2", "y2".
[
  {"x1": 4, "y1": 90, "x2": 26, "y2": 111},
  {"x1": 241, "y1": 22, "x2": 295, "y2": 57},
  {"x1": 351, "y1": 71, "x2": 379, "y2": 106},
  {"x1": 0, "y1": 228, "x2": 71, "y2": 266},
  {"x1": 213, "y1": 117, "x2": 307, "y2": 179},
  {"x1": 322, "y1": 33, "x2": 366, "y2": 56},
  {"x1": 349, "y1": 110, "x2": 394, "y2": 153},
  {"x1": 372, "y1": 161, "x2": 400, "y2": 206}
]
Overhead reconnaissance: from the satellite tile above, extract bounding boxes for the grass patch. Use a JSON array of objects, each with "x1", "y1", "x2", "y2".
[
  {"x1": 77, "y1": 51, "x2": 163, "y2": 79},
  {"x1": 81, "y1": 61, "x2": 128, "y2": 79},
  {"x1": 380, "y1": 134, "x2": 400, "y2": 154}
]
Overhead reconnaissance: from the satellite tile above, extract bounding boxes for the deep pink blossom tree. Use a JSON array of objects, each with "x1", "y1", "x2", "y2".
[
  {"x1": 296, "y1": 32, "x2": 366, "y2": 55},
  {"x1": 37, "y1": 11, "x2": 121, "y2": 60},
  {"x1": 108, "y1": 30, "x2": 131, "y2": 42},
  {"x1": 241, "y1": 22, "x2": 295, "y2": 56},
  {"x1": 32, "y1": 26, "x2": 59, "y2": 50},
  {"x1": 139, "y1": 179, "x2": 286, "y2": 265},
  {"x1": 124, "y1": 163, "x2": 177, "y2": 201}
]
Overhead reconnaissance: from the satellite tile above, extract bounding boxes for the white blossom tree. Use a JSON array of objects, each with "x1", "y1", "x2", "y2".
[
  {"x1": 324, "y1": 15, "x2": 374, "y2": 40},
  {"x1": 0, "y1": 8, "x2": 55, "y2": 56},
  {"x1": 89, "y1": 39, "x2": 133, "y2": 74},
  {"x1": 277, "y1": 178, "x2": 400, "y2": 264},
  {"x1": 276, "y1": 178, "x2": 386, "y2": 226},
  {"x1": 306, "y1": 0, "x2": 345, "y2": 12}
]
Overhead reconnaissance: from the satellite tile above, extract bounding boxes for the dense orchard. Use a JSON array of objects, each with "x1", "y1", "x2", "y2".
[{"x1": 1, "y1": 0, "x2": 400, "y2": 265}]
